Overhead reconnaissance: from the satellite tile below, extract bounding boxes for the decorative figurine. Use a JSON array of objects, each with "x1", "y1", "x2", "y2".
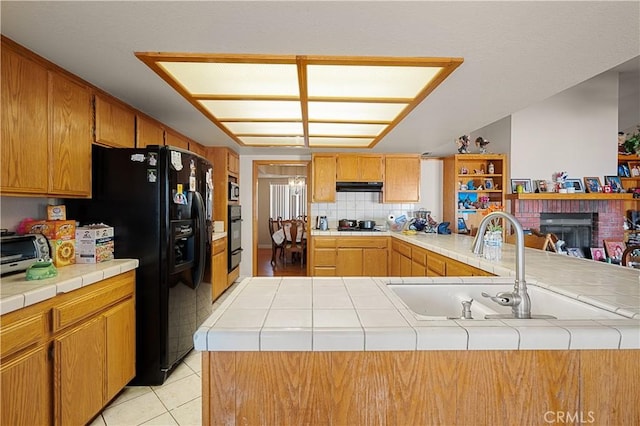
[
  {"x1": 475, "y1": 137, "x2": 490, "y2": 154},
  {"x1": 456, "y1": 135, "x2": 470, "y2": 154}
]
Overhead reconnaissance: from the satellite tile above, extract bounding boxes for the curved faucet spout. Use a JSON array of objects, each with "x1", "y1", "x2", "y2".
[{"x1": 472, "y1": 211, "x2": 531, "y2": 318}]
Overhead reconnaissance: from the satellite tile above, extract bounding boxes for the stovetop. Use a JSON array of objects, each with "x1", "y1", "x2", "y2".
[{"x1": 337, "y1": 227, "x2": 381, "y2": 232}]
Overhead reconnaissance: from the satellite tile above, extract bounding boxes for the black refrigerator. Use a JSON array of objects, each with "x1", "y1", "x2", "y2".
[{"x1": 66, "y1": 145, "x2": 213, "y2": 385}]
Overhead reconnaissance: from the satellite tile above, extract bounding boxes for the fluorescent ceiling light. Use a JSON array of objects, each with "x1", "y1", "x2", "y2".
[{"x1": 136, "y1": 53, "x2": 463, "y2": 148}]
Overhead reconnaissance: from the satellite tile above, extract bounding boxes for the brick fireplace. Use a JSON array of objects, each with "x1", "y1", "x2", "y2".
[{"x1": 510, "y1": 199, "x2": 626, "y2": 246}]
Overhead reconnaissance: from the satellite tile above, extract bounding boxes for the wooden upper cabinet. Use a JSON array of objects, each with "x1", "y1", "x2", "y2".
[
  {"x1": 189, "y1": 141, "x2": 208, "y2": 158},
  {"x1": 227, "y1": 150, "x2": 239, "y2": 175},
  {"x1": 336, "y1": 154, "x2": 383, "y2": 181},
  {"x1": 1, "y1": 40, "x2": 91, "y2": 198},
  {"x1": 49, "y1": 72, "x2": 92, "y2": 197},
  {"x1": 136, "y1": 115, "x2": 164, "y2": 148},
  {"x1": 312, "y1": 154, "x2": 337, "y2": 202},
  {"x1": 165, "y1": 130, "x2": 190, "y2": 150},
  {"x1": 94, "y1": 93, "x2": 135, "y2": 148},
  {"x1": 1, "y1": 45, "x2": 49, "y2": 194},
  {"x1": 383, "y1": 154, "x2": 420, "y2": 203}
]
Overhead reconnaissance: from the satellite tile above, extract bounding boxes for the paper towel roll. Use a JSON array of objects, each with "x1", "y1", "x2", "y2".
[{"x1": 387, "y1": 214, "x2": 395, "y2": 222}]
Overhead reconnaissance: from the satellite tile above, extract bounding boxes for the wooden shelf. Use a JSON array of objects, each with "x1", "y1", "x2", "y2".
[{"x1": 506, "y1": 193, "x2": 634, "y2": 201}]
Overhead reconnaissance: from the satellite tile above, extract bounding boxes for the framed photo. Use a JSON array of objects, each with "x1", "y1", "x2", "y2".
[
  {"x1": 583, "y1": 177, "x2": 602, "y2": 193},
  {"x1": 483, "y1": 178, "x2": 495, "y2": 190},
  {"x1": 603, "y1": 240, "x2": 625, "y2": 261},
  {"x1": 510, "y1": 179, "x2": 533, "y2": 193},
  {"x1": 604, "y1": 175, "x2": 624, "y2": 193},
  {"x1": 628, "y1": 162, "x2": 640, "y2": 177},
  {"x1": 457, "y1": 217, "x2": 468, "y2": 233},
  {"x1": 564, "y1": 178, "x2": 584, "y2": 192},
  {"x1": 590, "y1": 247, "x2": 605, "y2": 261},
  {"x1": 567, "y1": 248, "x2": 585, "y2": 258},
  {"x1": 618, "y1": 163, "x2": 631, "y2": 177},
  {"x1": 534, "y1": 179, "x2": 548, "y2": 193}
]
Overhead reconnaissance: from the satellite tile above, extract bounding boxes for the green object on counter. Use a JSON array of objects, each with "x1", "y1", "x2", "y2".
[{"x1": 26, "y1": 261, "x2": 58, "y2": 280}]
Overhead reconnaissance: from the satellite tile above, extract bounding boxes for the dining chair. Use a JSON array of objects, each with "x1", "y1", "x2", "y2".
[
  {"x1": 283, "y1": 219, "x2": 306, "y2": 267},
  {"x1": 269, "y1": 218, "x2": 285, "y2": 266},
  {"x1": 505, "y1": 229, "x2": 557, "y2": 251}
]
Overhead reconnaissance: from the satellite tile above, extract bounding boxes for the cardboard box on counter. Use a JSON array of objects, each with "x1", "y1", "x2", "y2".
[
  {"x1": 50, "y1": 239, "x2": 76, "y2": 267},
  {"x1": 25, "y1": 220, "x2": 75, "y2": 240},
  {"x1": 75, "y1": 225, "x2": 114, "y2": 263}
]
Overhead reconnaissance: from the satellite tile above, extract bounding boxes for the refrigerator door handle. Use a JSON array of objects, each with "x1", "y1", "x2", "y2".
[{"x1": 191, "y1": 191, "x2": 207, "y2": 290}]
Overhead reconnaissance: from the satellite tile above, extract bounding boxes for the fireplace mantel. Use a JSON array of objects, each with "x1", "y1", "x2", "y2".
[{"x1": 506, "y1": 193, "x2": 633, "y2": 201}]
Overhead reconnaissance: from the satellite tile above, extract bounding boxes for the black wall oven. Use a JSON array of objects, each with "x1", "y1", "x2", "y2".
[{"x1": 228, "y1": 205, "x2": 242, "y2": 271}]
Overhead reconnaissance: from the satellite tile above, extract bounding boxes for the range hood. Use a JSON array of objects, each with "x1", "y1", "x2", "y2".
[{"x1": 336, "y1": 181, "x2": 383, "y2": 192}]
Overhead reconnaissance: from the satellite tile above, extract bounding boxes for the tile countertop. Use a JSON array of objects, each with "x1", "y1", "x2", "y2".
[
  {"x1": 211, "y1": 232, "x2": 227, "y2": 241},
  {"x1": 0, "y1": 259, "x2": 139, "y2": 315},
  {"x1": 194, "y1": 232, "x2": 640, "y2": 352}
]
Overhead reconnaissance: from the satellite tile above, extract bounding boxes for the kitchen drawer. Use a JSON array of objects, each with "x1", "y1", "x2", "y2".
[
  {"x1": 313, "y1": 267, "x2": 336, "y2": 276},
  {"x1": 427, "y1": 252, "x2": 447, "y2": 276},
  {"x1": 212, "y1": 238, "x2": 226, "y2": 255},
  {"x1": 412, "y1": 246, "x2": 428, "y2": 266},
  {"x1": 0, "y1": 313, "x2": 45, "y2": 359},
  {"x1": 52, "y1": 272, "x2": 134, "y2": 332},
  {"x1": 336, "y1": 237, "x2": 388, "y2": 249},
  {"x1": 314, "y1": 238, "x2": 336, "y2": 248},
  {"x1": 392, "y1": 240, "x2": 412, "y2": 258},
  {"x1": 314, "y1": 249, "x2": 336, "y2": 266}
]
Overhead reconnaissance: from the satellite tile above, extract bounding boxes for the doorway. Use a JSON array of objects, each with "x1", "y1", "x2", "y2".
[{"x1": 252, "y1": 160, "x2": 310, "y2": 277}]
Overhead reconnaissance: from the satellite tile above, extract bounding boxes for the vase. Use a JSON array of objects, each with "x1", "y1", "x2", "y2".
[{"x1": 483, "y1": 230, "x2": 503, "y2": 261}]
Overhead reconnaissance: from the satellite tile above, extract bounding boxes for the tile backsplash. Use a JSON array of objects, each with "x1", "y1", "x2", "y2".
[{"x1": 310, "y1": 192, "x2": 422, "y2": 229}]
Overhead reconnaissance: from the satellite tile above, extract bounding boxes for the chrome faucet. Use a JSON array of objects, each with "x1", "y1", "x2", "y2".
[{"x1": 471, "y1": 211, "x2": 531, "y2": 319}]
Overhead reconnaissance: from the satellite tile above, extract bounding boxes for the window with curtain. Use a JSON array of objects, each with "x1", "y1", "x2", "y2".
[{"x1": 270, "y1": 183, "x2": 307, "y2": 219}]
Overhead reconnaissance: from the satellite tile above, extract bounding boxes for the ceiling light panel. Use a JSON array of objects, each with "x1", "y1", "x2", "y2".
[
  {"x1": 309, "y1": 137, "x2": 374, "y2": 147},
  {"x1": 308, "y1": 122, "x2": 386, "y2": 136},
  {"x1": 307, "y1": 65, "x2": 442, "y2": 98},
  {"x1": 238, "y1": 136, "x2": 305, "y2": 146},
  {"x1": 136, "y1": 52, "x2": 463, "y2": 148},
  {"x1": 222, "y1": 121, "x2": 303, "y2": 135},
  {"x1": 308, "y1": 101, "x2": 407, "y2": 121},
  {"x1": 199, "y1": 100, "x2": 302, "y2": 120},
  {"x1": 159, "y1": 61, "x2": 299, "y2": 96}
]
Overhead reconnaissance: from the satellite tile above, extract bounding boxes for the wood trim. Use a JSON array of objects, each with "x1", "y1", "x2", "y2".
[
  {"x1": 506, "y1": 193, "x2": 633, "y2": 200},
  {"x1": 202, "y1": 350, "x2": 638, "y2": 426}
]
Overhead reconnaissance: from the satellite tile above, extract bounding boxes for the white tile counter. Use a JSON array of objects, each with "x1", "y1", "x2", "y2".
[
  {"x1": 211, "y1": 231, "x2": 227, "y2": 241},
  {"x1": 194, "y1": 232, "x2": 639, "y2": 352},
  {"x1": 0, "y1": 259, "x2": 139, "y2": 315}
]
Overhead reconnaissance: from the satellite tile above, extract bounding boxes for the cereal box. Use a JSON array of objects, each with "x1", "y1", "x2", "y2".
[
  {"x1": 75, "y1": 226, "x2": 114, "y2": 263},
  {"x1": 47, "y1": 205, "x2": 67, "y2": 220},
  {"x1": 25, "y1": 220, "x2": 75, "y2": 240},
  {"x1": 50, "y1": 239, "x2": 76, "y2": 267}
]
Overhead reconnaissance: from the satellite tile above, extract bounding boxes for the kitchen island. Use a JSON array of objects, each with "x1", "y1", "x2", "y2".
[{"x1": 194, "y1": 233, "x2": 639, "y2": 425}]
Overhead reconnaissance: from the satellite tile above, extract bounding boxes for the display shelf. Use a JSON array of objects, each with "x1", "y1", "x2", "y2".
[
  {"x1": 443, "y1": 153, "x2": 507, "y2": 234},
  {"x1": 506, "y1": 193, "x2": 633, "y2": 201}
]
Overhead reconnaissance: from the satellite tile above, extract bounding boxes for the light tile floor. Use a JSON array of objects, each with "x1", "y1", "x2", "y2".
[
  {"x1": 90, "y1": 281, "x2": 241, "y2": 426},
  {"x1": 89, "y1": 349, "x2": 203, "y2": 426}
]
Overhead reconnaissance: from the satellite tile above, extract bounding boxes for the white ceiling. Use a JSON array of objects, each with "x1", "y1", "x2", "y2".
[{"x1": 2, "y1": 1, "x2": 638, "y2": 157}]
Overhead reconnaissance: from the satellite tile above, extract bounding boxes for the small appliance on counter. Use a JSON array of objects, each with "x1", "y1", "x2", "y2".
[
  {"x1": 337, "y1": 219, "x2": 380, "y2": 232},
  {"x1": 316, "y1": 216, "x2": 328, "y2": 230},
  {"x1": 0, "y1": 234, "x2": 51, "y2": 276}
]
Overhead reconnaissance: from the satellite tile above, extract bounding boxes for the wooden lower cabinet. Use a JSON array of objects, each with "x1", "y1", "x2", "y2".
[
  {"x1": 0, "y1": 346, "x2": 51, "y2": 426},
  {"x1": 54, "y1": 316, "x2": 106, "y2": 425},
  {"x1": 0, "y1": 271, "x2": 136, "y2": 426},
  {"x1": 316, "y1": 236, "x2": 493, "y2": 277},
  {"x1": 312, "y1": 237, "x2": 388, "y2": 277},
  {"x1": 209, "y1": 237, "x2": 228, "y2": 301},
  {"x1": 389, "y1": 238, "x2": 493, "y2": 277},
  {"x1": 202, "y1": 350, "x2": 640, "y2": 426},
  {"x1": 390, "y1": 240, "x2": 412, "y2": 276}
]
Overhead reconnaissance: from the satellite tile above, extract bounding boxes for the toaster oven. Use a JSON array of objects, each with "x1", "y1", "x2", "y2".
[{"x1": 0, "y1": 234, "x2": 51, "y2": 276}]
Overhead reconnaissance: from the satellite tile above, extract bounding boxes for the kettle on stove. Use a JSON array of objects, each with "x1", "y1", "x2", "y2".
[{"x1": 316, "y1": 216, "x2": 328, "y2": 230}]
